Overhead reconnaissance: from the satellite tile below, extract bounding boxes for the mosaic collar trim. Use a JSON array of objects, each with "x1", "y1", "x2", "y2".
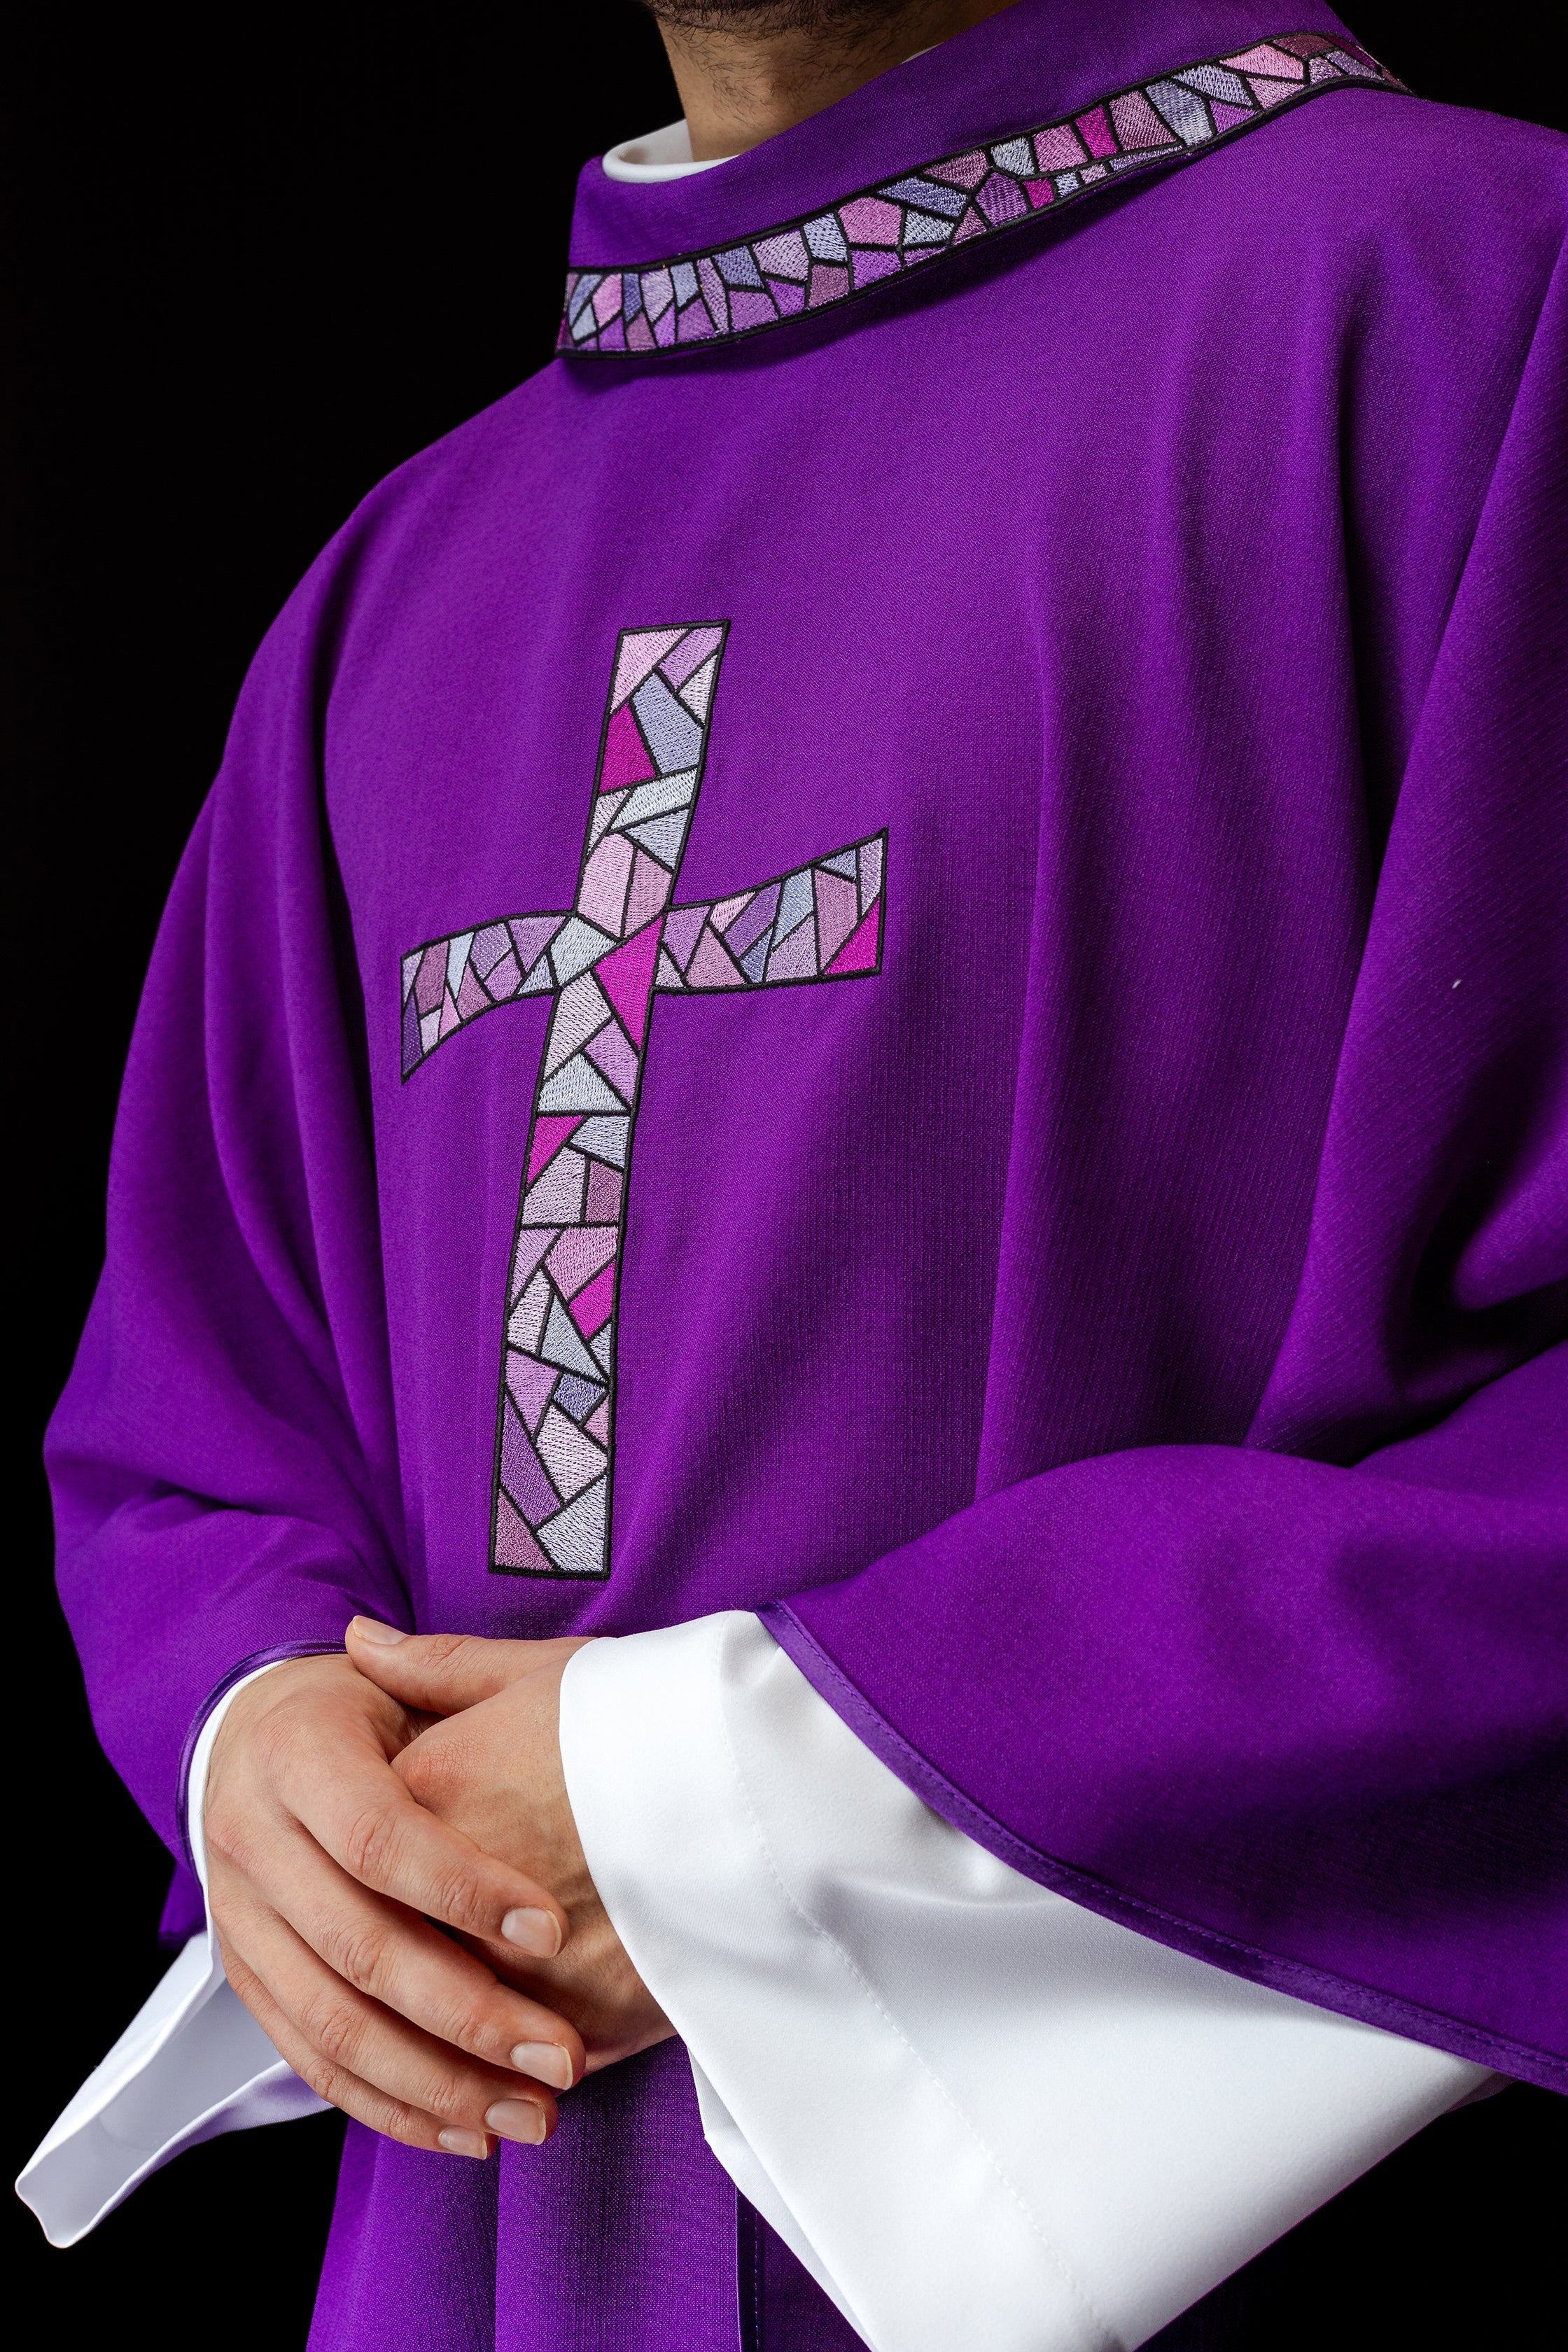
[{"x1": 560, "y1": 32, "x2": 1400, "y2": 356}]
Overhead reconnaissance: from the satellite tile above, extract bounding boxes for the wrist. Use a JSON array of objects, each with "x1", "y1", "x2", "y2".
[{"x1": 211, "y1": 1651, "x2": 352, "y2": 1768}]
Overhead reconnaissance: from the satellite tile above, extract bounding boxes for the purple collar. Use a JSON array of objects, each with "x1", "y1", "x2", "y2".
[{"x1": 560, "y1": 4, "x2": 1399, "y2": 356}]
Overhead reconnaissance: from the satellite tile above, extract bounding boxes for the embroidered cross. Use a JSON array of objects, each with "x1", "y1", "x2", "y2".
[{"x1": 400, "y1": 622, "x2": 886, "y2": 1577}]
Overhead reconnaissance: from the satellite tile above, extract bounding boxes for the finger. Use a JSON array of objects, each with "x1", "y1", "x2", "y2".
[
  {"x1": 217, "y1": 1905, "x2": 560, "y2": 2149},
  {"x1": 232, "y1": 1954, "x2": 497, "y2": 2157},
  {"x1": 208, "y1": 1823, "x2": 584, "y2": 2088},
  {"x1": 346, "y1": 1621, "x2": 589, "y2": 1713},
  {"x1": 251, "y1": 1700, "x2": 570, "y2": 1956}
]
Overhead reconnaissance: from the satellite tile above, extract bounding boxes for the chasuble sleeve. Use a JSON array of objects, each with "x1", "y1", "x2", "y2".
[
  {"x1": 46, "y1": 545, "x2": 407, "y2": 1871},
  {"x1": 557, "y1": 1613, "x2": 1492, "y2": 2352},
  {"x1": 768, "y1": 248, "x2": 1568, "y2": 2094}
]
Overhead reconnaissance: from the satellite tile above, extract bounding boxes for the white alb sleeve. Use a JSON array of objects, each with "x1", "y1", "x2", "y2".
[
  {"x1": 16, "y1": 1665, "x2": 326, "y2": 2247},
  {"x1": 557, "y1": 1611, "x2": 1494, "y2": 2352}
]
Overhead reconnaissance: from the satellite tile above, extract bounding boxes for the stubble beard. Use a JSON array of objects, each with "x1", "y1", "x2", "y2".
[{"x1": 637, "y1": 2, "x2": 927, "y2": 32}]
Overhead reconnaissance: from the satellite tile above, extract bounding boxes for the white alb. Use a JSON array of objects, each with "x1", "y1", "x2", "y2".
[{"x1": 601, "y1": 122, "x2": 734, "y2": 180}]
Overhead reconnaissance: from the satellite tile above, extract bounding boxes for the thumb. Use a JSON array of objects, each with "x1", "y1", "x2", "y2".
[{"x1": 345, "y1": 1620, "x2": 588, "y2": 1712}]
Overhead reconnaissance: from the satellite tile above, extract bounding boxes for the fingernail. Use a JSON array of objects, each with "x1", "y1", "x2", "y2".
[
  {"x1": 510, "y1": 2041, "x2": 573, "y2": 2090},
  {"x1": 438, "y1": 2128, "x2": 491, "y2": 2158},
  {"x1": 349, "y1": 1616, "x2": 407, "y2": 1646},
  {"x1": 485, "y1": 2098, "x2": 548, "y2": 2145},
  {"x1": 501, "y1": 1907, "x2": 561, "y2": 1957}
]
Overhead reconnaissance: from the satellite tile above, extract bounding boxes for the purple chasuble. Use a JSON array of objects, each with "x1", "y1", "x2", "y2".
[{"x1": 46, "y1": 0, "x2": 1567, "y2": 2344}]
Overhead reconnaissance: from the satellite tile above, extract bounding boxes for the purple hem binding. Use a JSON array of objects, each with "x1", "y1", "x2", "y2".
[
  {"x1": 174, "y1": 1640, "x2": 356, "y2": 1872},
  {"x1": 757, "y1": 1602, "x2": 1565, "y2": 2096},
  {"x1": 558, "y1": 33, "x2": 1405, "y2": 358}
]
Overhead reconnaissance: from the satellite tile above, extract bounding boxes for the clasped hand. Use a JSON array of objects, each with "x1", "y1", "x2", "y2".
[{"x1": 204, "y1": 1623, "x2": 671, "y2": 2160}]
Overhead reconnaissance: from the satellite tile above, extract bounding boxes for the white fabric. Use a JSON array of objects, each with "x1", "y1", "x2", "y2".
[
  {"x1": 16, "y1": 1666, "x2": 323, "y2": 2248},
  {"x1": 602, "y1": 121, "x2": 734, "y2": 180},
  {"x1": 559, "y1": 1613, "x2": 1494, "y2": 2352}
]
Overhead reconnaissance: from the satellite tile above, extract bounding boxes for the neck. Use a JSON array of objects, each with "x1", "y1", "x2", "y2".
[{"x1": 645, "y1": 0, "x2": 1022, "y2": 160}]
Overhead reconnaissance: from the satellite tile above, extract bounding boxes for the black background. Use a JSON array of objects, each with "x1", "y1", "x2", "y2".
[{"x1": 8, "y1": 4, "x2": 1564, "y2": 2339}]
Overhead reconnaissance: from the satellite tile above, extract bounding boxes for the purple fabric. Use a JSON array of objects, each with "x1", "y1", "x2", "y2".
[
  {"x1": 311, "y1": 2045, "x2": 736, "y2": 2352},
  {"x1": 46, "y1": 0, "x2": 1567, "y2": 2341},
  {"x1": 156, "y1": 1859, "x2": 204, "y2": 1949},
  {"x1": 738, "y1": 2199, "x2": 867, "y2": 2352}
]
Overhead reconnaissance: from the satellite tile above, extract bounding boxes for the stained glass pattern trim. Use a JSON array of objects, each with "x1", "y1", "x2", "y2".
[
  {"x1": 400, "y1": 624, "x2": 887, "y2": 1578},
  {"x1": 559, "y1": 35, "x2": 1402, "y2": 356}
]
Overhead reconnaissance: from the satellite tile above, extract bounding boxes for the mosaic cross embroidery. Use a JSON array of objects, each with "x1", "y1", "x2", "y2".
[{"x1": 400, "y1": 624, "x2": 886, "y2": 1577}]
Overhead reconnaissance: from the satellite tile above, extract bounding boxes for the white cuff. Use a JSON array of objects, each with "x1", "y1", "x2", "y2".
[
  {"x1": 17, "y1": 1666, "x2": 326, "y2": 2248},
  {"x1": 559, "y1": 1611, "x2": 1492, "y2": 2352}
]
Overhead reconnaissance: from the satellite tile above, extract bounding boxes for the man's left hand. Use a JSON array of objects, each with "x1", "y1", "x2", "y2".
[{"x1": 344, "y1": 1620, "x2": 673, "y2": 2076}]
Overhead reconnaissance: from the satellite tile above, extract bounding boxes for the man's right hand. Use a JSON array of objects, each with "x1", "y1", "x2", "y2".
[{"x1": 204, "y1": 1652, "x2": 586, "y2": 2160}]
